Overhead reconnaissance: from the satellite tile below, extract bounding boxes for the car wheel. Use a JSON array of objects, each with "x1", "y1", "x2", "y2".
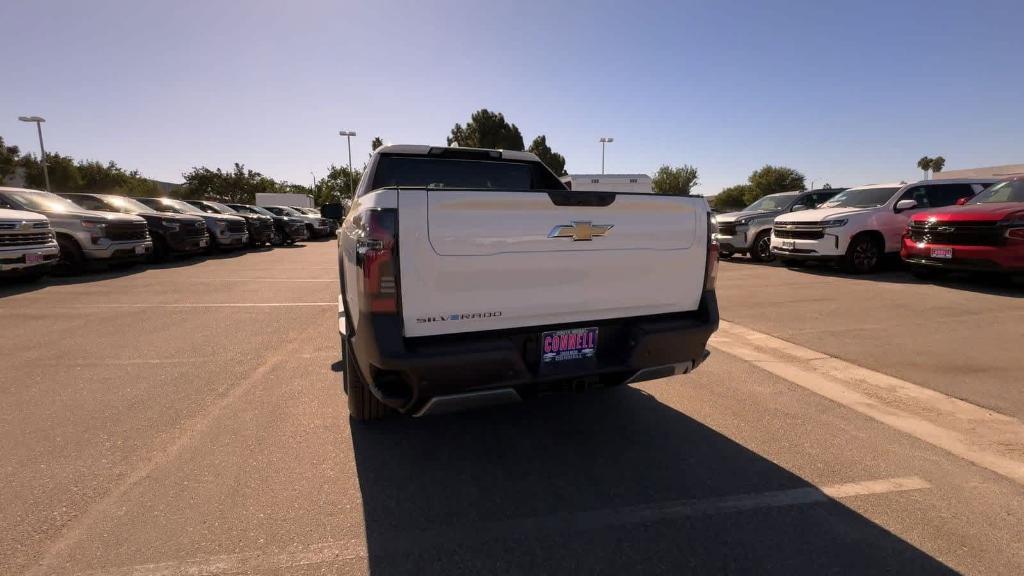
[
  {"x1": 54, "y1": 236, "x2": 86, "y2": 275},
  {"x1": 344, "y1": 337, "x2": 390, "y2": 422},
  {"x1": 749, "y1": 231, "x2": 774, "y2": 263},
  {"x1": 151, "y1": 235, "x2": 170, "y2": 263},
  {"x1": 718, "y1": 250, "x2": 734, "y2": 260},
  {"x1": 843, "y1": 235, "x2": 882, "y2": 274}
]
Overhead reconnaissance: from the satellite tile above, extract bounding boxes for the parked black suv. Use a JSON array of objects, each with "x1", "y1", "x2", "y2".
[
  {"x1": 227, "y1": 203, "x2": 308, "y2": 245},
  {"x1": 187, "y1": 200, "x2": 274, "y2": 247},
  {"x1": 58, "y1": 193, "x2": 209, "y2": 260}
]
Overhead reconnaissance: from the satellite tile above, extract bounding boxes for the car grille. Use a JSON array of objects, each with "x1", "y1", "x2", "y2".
[
  {"x1": 773, "y1": 228, "x2": 825, "y2": 240},
  {"x1": 227, "y1": 220, "x2": 247, "y2": 233},
  {"x1": 105, "y1": 222, "x2": 150, "y2": 242},
  {"x1": 0, "y1": 231, "x2": 55, "y2": 247},
  {"x1": 716, "y1": 222, "x2": 737, "y2": 236},
  {"x1": 0, "y1": 221, "x2": 48, "y2": 231},
  {"x1": 908, "y1": 221, "x2": 1004, "y2": 247},
  {"x1": 184, "y1": 221, "x2": 208, "y2": 238}
]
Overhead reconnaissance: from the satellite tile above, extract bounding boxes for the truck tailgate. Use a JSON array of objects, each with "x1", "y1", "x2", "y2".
[{"x1": 399, "y1": 190, "x2": 708, "y2": 337}]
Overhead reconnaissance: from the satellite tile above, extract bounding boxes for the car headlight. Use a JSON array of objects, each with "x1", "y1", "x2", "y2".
[
  {"x1": 81, "y1": 220, "x2": 107, "y2": 234},
  {"x1": 820, "y1": 219, "x2": 848, "y2": 228}
]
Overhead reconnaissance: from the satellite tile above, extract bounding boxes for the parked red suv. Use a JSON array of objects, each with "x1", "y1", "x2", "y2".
[{"x1": 902, "y1": 176, "x2": 1024, "y2": 277}]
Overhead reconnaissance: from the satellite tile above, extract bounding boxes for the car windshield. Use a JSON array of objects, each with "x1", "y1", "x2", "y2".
[
  {"x1": 204, "y1": 202, "x2": 238, "y2": 214},
  {"x1": 744, "y1": 193, "x2": 799, "y2": 212},
  {"x1": 143, "y1": 198, "x2": 204, "y2": 214},
  {"x1": 819, "y1": 187, "x2": 900, "y2": 208},
  {"x1": 2, "y1": 189, "x2": 85, "y2": 212},
  {"x1": 967, "y1": 180, "x2": 1024, "y2": 204},
  {"x1": 370, "y1": 155, "x2": 564, "y2": 192},
  {"x1": 100, "y1": 195, "x2": 158, "y2": 214}
]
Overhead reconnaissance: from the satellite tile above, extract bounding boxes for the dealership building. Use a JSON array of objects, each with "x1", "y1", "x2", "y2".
[{"x1": 931, "y1": 163, "x2": 1024, "y2": 180}]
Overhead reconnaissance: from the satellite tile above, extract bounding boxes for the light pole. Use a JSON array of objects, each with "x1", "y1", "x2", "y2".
[
  {"x1": 338, "y1": 130, "x2": 356, "y2": 197},
  {"x1": 599, "y1": 137, "x2": 614, "y2": 174},
  {"x1": 18, "y1": 116, "x2": 50, "y2": 192}
]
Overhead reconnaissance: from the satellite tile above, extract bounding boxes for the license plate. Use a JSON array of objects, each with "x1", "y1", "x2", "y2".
[
  {"x1": 782, "y1": 240, "x2": 795, "y2": 250},
  {"x1": 930, "y1": 247, "x2": 953, "y2": 259},
  {"x1": 25, "y1": 253, "x2": 43, "y2": 264},
  {"x1": 541, "y1": 327, "x2": 598, "y2": 364},
  {"x1": 134, "y1": 245, "x2": 147, "y2": 255},
  {"x1": 199, "y1": 238, "x2": 209, "y2": 247}
]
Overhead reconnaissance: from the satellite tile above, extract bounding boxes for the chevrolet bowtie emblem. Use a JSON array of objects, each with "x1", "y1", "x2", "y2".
[{"x1": 548, "y1": 221, "x2": 613, "y2": 241}]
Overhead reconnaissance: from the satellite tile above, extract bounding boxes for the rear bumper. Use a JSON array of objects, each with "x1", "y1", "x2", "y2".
[
  {"x1": 901, "y1": 238, "x2": 1024, "y2": 272},
  {"x1": 347, "y1": 291, "x2": 719, "y2": 415}
]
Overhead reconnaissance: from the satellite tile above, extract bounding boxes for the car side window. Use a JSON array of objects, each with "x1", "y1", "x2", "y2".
[
  {"x1": 898, "y1": 186, "x2": 929, "y2": 208},
  {"x1": 790, "y1": 195, "x2": 813, "y2": 210},
  {"x1": 0, "y1": 194, "x2": 12, "y2": 209},
  {"x1": 926, "y1": 184, "x2": 974, "y2": 207},
  {"x1": 810, "y1": 192, "x2": 832, "y2": 207}
]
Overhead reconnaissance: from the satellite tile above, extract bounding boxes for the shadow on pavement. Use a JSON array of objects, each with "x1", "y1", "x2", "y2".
[
  {"x1": 0, "y1": 253, "x2": 211, "y2": 298},
  {"x1": 351, "y1": 386, "x2": 955, "y2": 575},
  {"x1": 785, "y1": 260, "x2": 1024, "y2": 297}
]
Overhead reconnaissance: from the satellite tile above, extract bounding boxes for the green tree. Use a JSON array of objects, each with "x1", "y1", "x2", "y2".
[
  {"x1": 710, "y1": 184, "x2": 753, "y2": 211},
  {"x1": 931, "y1": 156, "x2": 946, "y2": 175},
  {"x1": 917, "y1": 156, "x2": 933, "y2": 180},
  {"x1": 528, "y1": 135, "x2": 567, "y2": 176},
  {"x1": 20, "y1": 152, "x2": 82, "y2": 191},
  {"x1": 317, "y1": 164, "x2": 362, "y2": 204},
  {"x1": 447, "y1": 109, "x2": 525, "y2": 150},
  {"x1": 0, "y1": 136, "x2": 21, "y2": 183},
  {"x1": 748, "y1": 165, "x2": 805, "y2": 200},
  {"x1": 652, "y1": 164, "x2": 700, "y2": 195}
]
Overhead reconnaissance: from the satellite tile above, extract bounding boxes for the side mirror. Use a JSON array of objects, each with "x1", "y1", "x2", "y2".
[
  {"x1": 895, "y1": 199, "x2": 918, "y2": 212},
  {"x1": 956, "y1": 197, "x2": 971, "y2": 206},
  {"x1": 320, "y1": 202, "x2": 346, "y2": 221},
  {"x1": 791, "y1": 204, "x2": 809, "y2": 212}
]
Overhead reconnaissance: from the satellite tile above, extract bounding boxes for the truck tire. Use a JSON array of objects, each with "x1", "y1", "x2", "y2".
[
  {"x1": 344, "y1": 337, "x2": 389, "y2": 422},
  {"x1": 843, "y1": 234, "x2": 882, "y2": 274},
  {"x1": 55, "y1": 236, "x2": 86, "y2": 275},
  {"x1": 749, "y1": 230, "x2": 774, "y2": 263}
]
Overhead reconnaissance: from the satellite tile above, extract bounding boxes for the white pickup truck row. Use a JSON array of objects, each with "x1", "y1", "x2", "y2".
[{"x1": 337, "y1": 145, "x2": 719, "y2": 420}]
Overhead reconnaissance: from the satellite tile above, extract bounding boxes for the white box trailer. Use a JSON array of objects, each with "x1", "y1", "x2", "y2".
[{"x1": 254, "y1": 192, "x2": 314, "y2": 208}]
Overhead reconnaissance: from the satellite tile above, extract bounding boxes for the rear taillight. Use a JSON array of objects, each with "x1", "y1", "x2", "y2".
[
  {"x1": 356, "y1": 209, "x2": 398, "y2": 313},
  {"x1": 704, "y1": 213, "x2": 719, "y2": 291}
]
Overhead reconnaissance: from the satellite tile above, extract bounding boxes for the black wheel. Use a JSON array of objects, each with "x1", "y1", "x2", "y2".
[
  {"x1": 344, "y1": 337, "x2": 390, "y2": 422},
  {"x1": 910, "y1": 266, "x2": 946, "y2": 280},
  {"x1": 843, "y1": 235, "x2": 882, "y2": 274},
  {"x1": 749, "y1": 231, "x2": 774, "y2": 263},
  {"x1": 55, "y1": 236, "x2": 86, "y2": 275},
  {"x1": 781, "y1": 259, "x2": 805, "y2": 268},
  {"x1": 306, "y1": 224, "x2": 316, "y2": 240},
  {"x1": 151, "y1": 235, "x2": 170, "y2": 263},
  {"x1": 718, "y1": 250, "x2": 734, "y2": 260},
  {"x1": 271, "y1": 229, "x2": 284, "y2": 246}
]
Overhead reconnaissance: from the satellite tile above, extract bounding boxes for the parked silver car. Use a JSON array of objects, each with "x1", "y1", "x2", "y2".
[
  {"x1": 0, "y1": 207, "x2": 60, "y2": 280},
  {"x1": 0, "y1": 187, "x2": 152, "y2": 274},
  {"x1": 263, "y1": 206, "x2": 330, "y2": 239},
  {"x1": 137, "y1": 197, "x2": 248, "y2": 250}
]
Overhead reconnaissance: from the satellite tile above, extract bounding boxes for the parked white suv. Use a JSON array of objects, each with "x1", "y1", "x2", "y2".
[
  {"x1": 0, "y1": 208, "x2": 60, "y2": 280},
  {"x1": 771, "y1": 179, "x2": 994, "y2": 273}
]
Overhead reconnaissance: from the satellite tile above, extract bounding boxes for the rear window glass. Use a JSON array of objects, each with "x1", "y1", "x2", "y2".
[{"x1": 370, "y1": 156, "x2": 564, "y2": 192}]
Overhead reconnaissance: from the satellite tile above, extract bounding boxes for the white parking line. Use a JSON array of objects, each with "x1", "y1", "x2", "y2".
[
  {"x1": 72, "y1": 476, "x2": 928, "y2": 575},
  {"x1": 712, "y1": 320, "x2": 1024, "y2": 485}
]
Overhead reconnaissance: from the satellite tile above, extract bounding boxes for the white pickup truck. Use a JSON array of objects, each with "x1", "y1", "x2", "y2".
[{"x1": 337, "y1": 145, "x2": 719, "y2": 420}]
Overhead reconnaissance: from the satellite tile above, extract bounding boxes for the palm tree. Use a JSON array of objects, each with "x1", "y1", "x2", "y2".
[
  {"x1": 917, "y1": 156, "x2": 933, "y2": 180},
  {"x1": 931, "y1": 156, "x2": 946, "y2": 176}
]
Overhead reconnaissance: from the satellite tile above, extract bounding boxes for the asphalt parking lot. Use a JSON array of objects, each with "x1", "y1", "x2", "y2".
[{"x1": 3, "y1": 242, "x2": 1024, "y2": 575}]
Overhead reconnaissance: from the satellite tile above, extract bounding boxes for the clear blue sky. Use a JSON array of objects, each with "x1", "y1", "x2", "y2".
[{"x1": 3, "y1": 0, "x2": 1022, "y2": 195}]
